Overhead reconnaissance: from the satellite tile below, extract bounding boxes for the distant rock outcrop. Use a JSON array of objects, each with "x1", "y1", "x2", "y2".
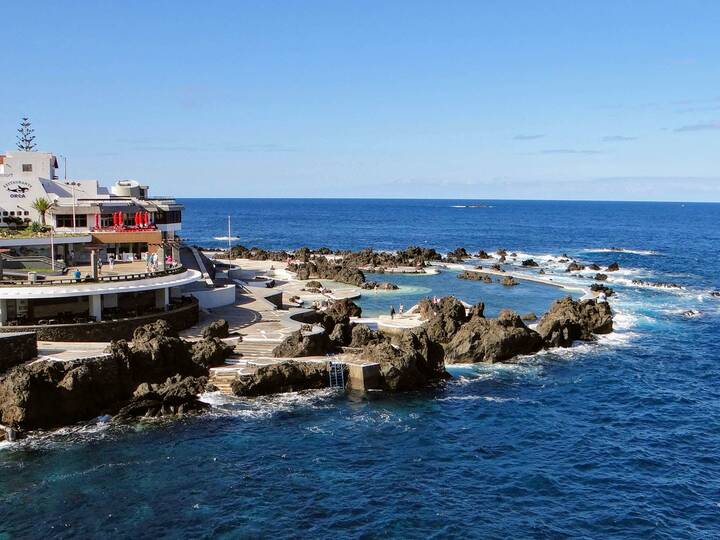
[{"x1": 458, "y1": 270, "x2": 493, "y2": 283}]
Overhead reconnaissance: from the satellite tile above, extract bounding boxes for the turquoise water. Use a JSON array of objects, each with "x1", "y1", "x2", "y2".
[
  {"x1": 2, "y1": 199, "x2": 720, "y2": 538},
  {"x1": 356, "y1": 269, "x2": 577, "y2": 318}
]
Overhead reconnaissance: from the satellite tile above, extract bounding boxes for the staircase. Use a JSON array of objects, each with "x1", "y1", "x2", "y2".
[{"x1": 208, "y1": 335, "x2": 283, "y2": 394}]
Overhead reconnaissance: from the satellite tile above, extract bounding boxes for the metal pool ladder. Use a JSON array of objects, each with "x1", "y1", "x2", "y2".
[{"x1": 328, "y1": 361, "x2": 345, "y2": 389}]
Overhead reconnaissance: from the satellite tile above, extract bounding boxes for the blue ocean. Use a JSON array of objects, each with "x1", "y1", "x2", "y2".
[{"x1": 2, "y1": 199, "x2": 720, "y2": 539}]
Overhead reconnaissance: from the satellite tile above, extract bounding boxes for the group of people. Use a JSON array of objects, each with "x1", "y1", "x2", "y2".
[
  {"x1": 146, "y1": 252, "x2": 162, "y2": 272},
  {"x1": 95, "y1": 255, "x2": 115, "y2": 276}
]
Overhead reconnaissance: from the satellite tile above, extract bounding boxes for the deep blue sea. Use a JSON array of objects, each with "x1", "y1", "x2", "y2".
[{"x1": 2, "y1": 199, "x2": 720, "y2": 539}]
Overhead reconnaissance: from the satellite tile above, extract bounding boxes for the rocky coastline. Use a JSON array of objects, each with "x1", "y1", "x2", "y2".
[
  {"x1": 1, "y1": 243, "x2": 620, "y2": 439},
  {"x1": 0, "y1": 320, "x2": 234, "y2": 435}
]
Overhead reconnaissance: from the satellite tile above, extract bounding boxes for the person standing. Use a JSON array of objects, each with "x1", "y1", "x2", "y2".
[
  {"x1": 390, "y1": 306, "x2": 396, "y2": 320},
  {"x1": 108, "y1": 254, "x2": 115, "y2": 272},
  {"x1": 399, "y1": 304, "x2": 405, "y2": 315}
]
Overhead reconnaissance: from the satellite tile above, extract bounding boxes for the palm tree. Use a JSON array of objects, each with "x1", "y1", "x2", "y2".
[{"x1": 31, "y1": 197, "x2": 52, "y2": 226}]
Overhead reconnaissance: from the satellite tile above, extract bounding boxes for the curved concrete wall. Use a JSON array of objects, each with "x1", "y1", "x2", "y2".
[
  {"x1": 188, "y1": 284, "x2": 236, "y2": 309},
  {"x1": 0, "y1": 300, "x2": 198, "y2": 342}
]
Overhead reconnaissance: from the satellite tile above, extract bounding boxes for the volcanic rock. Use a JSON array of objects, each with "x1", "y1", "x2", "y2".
[
  {"x1": 231, "y1": 361, "x2": 330, "y2": 397},
  {"x1": 444, "y1": 310, "x2": 543, "y2": 364},
  {"x1": 423, "y1": 296, "x2": 468, "y2": 343},
  {"x1": 349, "y1": 324, "x2": 387, "y2": 348},
  {"x1": 272, "y1": 329, "x2": 331, "y2": 358},
  {"x1": 535, "y1": 297, "x2": 613, "y2": 347},
  {"x1": 458, "y1": 270, "x2": 493, "y2": 283},
  {"x1": 202, "y1": 319, "x2": 230, "y2": 339}
]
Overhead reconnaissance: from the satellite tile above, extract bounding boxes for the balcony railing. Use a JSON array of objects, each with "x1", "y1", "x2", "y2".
[{"x1": 0, "y1": 264, "x2": 187, "y2": 287}]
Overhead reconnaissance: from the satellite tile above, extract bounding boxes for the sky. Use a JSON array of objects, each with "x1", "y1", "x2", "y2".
[{"x1": 1, "y1": 1, "x2": 719, "y2": 201}]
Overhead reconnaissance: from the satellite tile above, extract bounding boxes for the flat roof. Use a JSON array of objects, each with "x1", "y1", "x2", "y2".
[{"x1": 0, "y1": 269, "x2": 202, "y2": 300}]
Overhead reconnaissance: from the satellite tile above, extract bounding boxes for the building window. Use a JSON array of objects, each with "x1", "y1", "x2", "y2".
[
  {"x1": 56, "y1": 214, "x2": 88, "y2": 228},
  {"x1": 2, "y1": 211, "x2": 7, "y2": 216},
  {"x1": 154, "y1": 210, "x2": 182, "y2": 224},
  {"x1": 9, "y1": 211, "x2": 14, "y2": 216},
  {"x1": 24, "y1": 211, "x2": 29, "y2": 216},
  {"x1": 22, "y1": 164, "x2": 32, "y2": 172}
]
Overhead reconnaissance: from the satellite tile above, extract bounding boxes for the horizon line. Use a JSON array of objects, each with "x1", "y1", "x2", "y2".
[{"x1": 173, "y1": 196, "x2": 720, "y2": 204}]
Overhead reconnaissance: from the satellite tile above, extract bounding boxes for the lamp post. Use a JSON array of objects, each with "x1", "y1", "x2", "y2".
[{"x1": 50, "y1": 228, "x2": 55, "y2": 271}]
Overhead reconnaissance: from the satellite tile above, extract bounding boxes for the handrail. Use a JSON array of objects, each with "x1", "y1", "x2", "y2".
[
  {"x1": 0, "y1": 264, "x2": 187, "y2": 287},
  {"x1": 0, "y1": 253, "x2": 68, "y2": 271}
]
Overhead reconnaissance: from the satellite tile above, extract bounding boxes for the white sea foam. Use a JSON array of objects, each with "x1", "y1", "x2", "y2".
[
  {"x1": 582, "y1": 248, "x2": 660, "y2": 256},
  {"x1": 435, "y1": 395, "x2": 523, "y2": 403},
  {"x1": 208, "y1": 388, "x2": 338, "y2": 420}
]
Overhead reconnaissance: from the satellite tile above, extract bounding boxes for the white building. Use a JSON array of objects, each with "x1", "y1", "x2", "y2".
[{"x1": 1, "y1": 150, "x2": 183, "y2": 262}]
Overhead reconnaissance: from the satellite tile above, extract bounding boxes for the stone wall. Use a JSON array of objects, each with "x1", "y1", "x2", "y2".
[
  {"x1": 0, "y1": 300, "x2": 198, "y2": 342},
  {"x1": 0, "y1": 332, "x2": 37, "y2": 373}
]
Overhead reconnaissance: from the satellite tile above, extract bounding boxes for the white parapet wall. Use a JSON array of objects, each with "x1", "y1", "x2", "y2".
[{"x1": 187, "y1": 284, "x2": 236, "y2": 309}]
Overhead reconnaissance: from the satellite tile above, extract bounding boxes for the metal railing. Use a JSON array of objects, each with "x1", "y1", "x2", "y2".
[{"x1": 0, "y1": 263, "x2": 187, "y2": 287}]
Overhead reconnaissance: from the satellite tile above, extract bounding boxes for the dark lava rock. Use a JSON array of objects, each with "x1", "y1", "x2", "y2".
[
  {"x1": 631, "y1": 279, "x2": 682, "y2": 289},
  {"x1": 305, "y1": 280, "x2": 323, "y2": 289},
  {"x1": 349, "y1": 324, "x2": 387, "y2": 348},
  {"x1": 115, "y1": 375, "x2": 209, "y2": 421},
  {"x1": 190, "y1": 338, "x2": 235, "y2": 369},
  {"x1": 467, "y1": 302, "x2": 485, "y2": 320},
  {"x1": 0, "y1": 355, "x2": 133, "y2": 430},
  {"x1": 272, "y1": 329, "x2": 331, "y2": 358},
  {"x1": 497, "y1": 249, "x2": 508, "y2": 256},
  {"x1": 458, "y1": 270, "x2": 493, "y2": 283},
  {"x1": 594, "y1": 273, "x2": 608, "y2": 281},
  {"x1": 606, "y1": 262, "x2": 620, "y2": 272},
  {"x1": 0, "y1": 320, "x2": 233, "y2": 430},
  {"x1": 490, "y1": 263, "x2": 504, "y2": 272},
  {"x1": 444, "y1": 310, "x2": 543, "y2": 364},
  {"x1": 202, "y1": 319, "x2": 230, "y2": 339},
  {"x1": 361, "y1": 330, "x2": 449, "y2": 392},
  {"x1": 566, "y1": 262, "x2": 585, "y2": 272},
  {"x1": 521, "y1": 312, "x2": 538, "y2": 321},
  {"x1": 361, "y1": 281, "x2": 399, "y2": 290},
  {"x1": 588, "y1": 264, "x2": 601, "y2": 271},
  {"x1": 422, "y1": 296, "x2": 468, "y2": 343},
  {"x1": 501, "y1": 276, "x2": 519, "y2": 286},
  {"x1": 590, "y1": 284, "x2": 615, "y2": 297},
  {"x1": 328, "y1": 322, "x2": 352, "y2": 347},
  {"x1": 535, "y1": 297, "x2": 613, "y2": 347},
  {"x1": 231, "y1": 360, "x2": 330, "y2": 397},
  {"x1": 522, "y1": 259, "x2": 539, "y2": 267},
  {"x1": 325, "y1": 299, "x2": 362, "y2": 323},
  {"x1": 445, "y1": 247, "x2": 469, "y2": 262},
  {"x1": 476, "y1": 250, "x2": 492, "y2": 259}
]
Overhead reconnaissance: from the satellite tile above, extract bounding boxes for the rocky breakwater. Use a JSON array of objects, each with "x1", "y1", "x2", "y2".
[
  {"x1": 414, "y1": 295, "x2": 614, "y2": 364},
  {"x1": 231, "y1": 299, "x2": 450, "y2": 396},
  {"x1": 0, "y1": 320, "x2": 234, "y2": 432},
  {"x1": 289, "y1": 256, "x2": 367, "y2": 287}
]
